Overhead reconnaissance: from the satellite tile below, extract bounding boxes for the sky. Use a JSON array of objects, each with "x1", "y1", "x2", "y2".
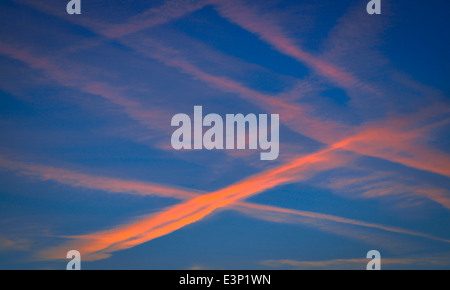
[{"x1": 0, "y1": 0, "x2": 449, "y2": 270}]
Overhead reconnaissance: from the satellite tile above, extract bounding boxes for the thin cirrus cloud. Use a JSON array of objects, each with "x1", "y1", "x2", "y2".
[
  {"x1": 0, "y1": 237, "x2": 30, "y2": 252},
  {"x1": 1, "y1": 0, "x2": 442, "y2": 197},
  {"x1": 261, "y1": 254, "x2": 450, "y2": 270},
  {"x1": 325, "y1": 169, "x2": 450, "y2": 209},
  {"x1": 23, "y1": 145, "x2": 447, "y2": 260},
  {"x1": 16, "y1": 0, "x2": 374, "y2": 95},
  {"x1": 3, "y1": 153, "x2": 433, "y2": 256},
  {"x1": 1, "y1": 148, "x2": 448, "y2": 260},
  {"x1": 100, "y1": 0, "x2": 211, "y2": 38},
  {"x1": 0, "y1": 42, "x2": 174, "y2": 139}
]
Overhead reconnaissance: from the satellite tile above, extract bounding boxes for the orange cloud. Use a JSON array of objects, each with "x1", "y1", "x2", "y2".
[
  {"x1": 333, "y1": 117, "x2": 450, "y2": 177},
  {"x1": 0, "y1": 155, "x2": 198, "y2": 200},
  {"x1": 2, "y1": 152, "x2": 447, "y2": 261},
  {"x1": 327, "y1": 171, "x2": 450, "y2": 209},
  {"x1": 0, "y1": 43, "x2": 173, "y2": 139},
  {"x1": 0, "y1": 237, "x2": 30, "y2": 252}
]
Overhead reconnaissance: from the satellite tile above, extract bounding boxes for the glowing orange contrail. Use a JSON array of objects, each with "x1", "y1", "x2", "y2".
[
  {"x1": 36, "y1": 143, "x2": 449, "y2": 261},
  {"x1": 6, "y1": 153, "x2": 447, "y2": 261},
  {"x1": 2, "y1": 149, "x2": 445, "y2": 261}
]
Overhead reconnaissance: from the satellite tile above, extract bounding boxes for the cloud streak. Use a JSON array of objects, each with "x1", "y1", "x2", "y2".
[
  {"x1": 3, "y1": 154, "x2": 447, "y2": 255},
  {"x1": 262, "y1": 253, "x2": 450, "y2": 269},
  {"x1": 14, "y1": 147, "x2": 444, "y2": 261},
  {"x1": 9, "y1": 0, "x2": 450, "y2": 180}
]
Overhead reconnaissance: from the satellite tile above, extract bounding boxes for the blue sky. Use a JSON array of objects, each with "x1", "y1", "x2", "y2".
[{"x1": 0, "y1": 0, "x2": 449, "y2": 269}]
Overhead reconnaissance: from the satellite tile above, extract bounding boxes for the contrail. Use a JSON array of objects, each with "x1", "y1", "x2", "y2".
[{"x1": 30, "y1": 147, "x2": 449, "y2": 261}]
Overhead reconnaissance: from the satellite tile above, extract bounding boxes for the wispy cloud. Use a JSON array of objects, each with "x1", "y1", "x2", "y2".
[
  {"x1": 0, "y1": 237, "x2": 30, "y2": 252},
  {"x1": 14, "y1": 0, "x2": 209, "y2": 39},
  {"x1": 0, "y1": 42, "x2": 173, "y2": 139},
  {"x1": 0, "y1": 155, "x2": 199, "y2": 200},
  {"x1": 3, "y1": 154, "x2": 447, "y2": 254},
  {"x1": 22, "y1": 147, "x2": 446, "y2": 261},
  {"x1": 237, "y1": 202, "x2": 450, "y2": 244},
  {"x1": 262, "y1": 253, "x2": 450, "y2": 269},
  {"x1": 124, "y1": 37, "x2": 450, "y2": 180}
]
